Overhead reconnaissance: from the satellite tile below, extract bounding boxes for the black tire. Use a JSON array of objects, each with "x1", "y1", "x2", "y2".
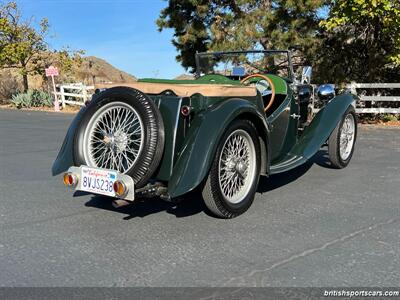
[
  {"x1": 328, "y1": 106, "x2": 357, "y2": 169},
  {"x1": 202, "y1": 119, "x2": 261, "y2": 218},
  {"x1": 73, "y1": 87, "x2": 164, "y2": 188}
]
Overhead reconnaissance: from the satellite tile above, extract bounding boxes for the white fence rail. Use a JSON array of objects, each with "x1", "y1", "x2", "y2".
[
  {"x1": 54, "y1": 82, "x2": 400, "y2": 114},
  {"x1": 54, "y1": 83, "x2": 94, "y2": 107},
  {"x1": 347, "y1": 83, "x2": 400, "y2": 114}
]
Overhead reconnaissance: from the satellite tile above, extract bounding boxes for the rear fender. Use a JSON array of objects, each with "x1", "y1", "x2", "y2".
[
  {"x1": 168, "y1": 98, "x2": 270, "y2": 198},
  {"x1": 52, "y1": 107, "x2": 87, "y2": 176},
  {"x1": 291, "y1": 93, "x2": 357, "y2": 159}
]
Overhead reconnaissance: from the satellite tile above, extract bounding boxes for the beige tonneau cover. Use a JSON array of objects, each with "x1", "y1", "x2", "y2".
[{"x1": 95, "y1": 82, "x2": 257, "y2": 97}]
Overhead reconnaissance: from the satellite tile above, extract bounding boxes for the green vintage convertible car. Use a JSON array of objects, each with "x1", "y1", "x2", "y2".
[{"x1": 52, "y1": 50, "x2": 357, "y2": 218}]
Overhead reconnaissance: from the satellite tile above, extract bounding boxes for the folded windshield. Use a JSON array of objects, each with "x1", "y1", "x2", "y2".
[{"x1": 195, "y1": 50, "x2": 295, "y2": 80}]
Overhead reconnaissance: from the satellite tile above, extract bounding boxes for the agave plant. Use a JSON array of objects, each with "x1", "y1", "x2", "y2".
[{"x1": 11, "y1": 90, "x2": 53, "y2": 108}]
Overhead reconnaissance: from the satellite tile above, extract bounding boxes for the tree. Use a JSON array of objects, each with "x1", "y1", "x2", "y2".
[
  {"x1": 55, "y1": 47, "x2": 85, "y2": 75},
  {"x1": 0, "y1": 1, "x2": 49, "y2": 91},
  {"x1": 316, "y1": 0, "x2": 400, "y2": 83},
  {"x1": 157, "y1": 0, "x2": 326, "y2": 73},
  {"x1": 0, "y1": 1, "x2": 84, "y2": 91}
]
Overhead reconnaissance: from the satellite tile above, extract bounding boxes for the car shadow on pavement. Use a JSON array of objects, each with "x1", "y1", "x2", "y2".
[
  {"x1": 257, "y1": 149, "x2": 333, "y2": 193},
  {"x1": 82, "y1": 149, "x2": 332, "y2": 219},
  {"x1": 84, "y1": 193, "x2": 207, "y2": 219}
]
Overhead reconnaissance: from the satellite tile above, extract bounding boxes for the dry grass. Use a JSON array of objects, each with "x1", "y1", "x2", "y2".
[{"x1": 0, "y1": 104, "x2": 80, "y2": 114}]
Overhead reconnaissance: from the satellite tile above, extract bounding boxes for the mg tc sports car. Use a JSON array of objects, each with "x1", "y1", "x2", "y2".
[{"x1": 52, "y1": 50, "x2": 358, "y2": 218}]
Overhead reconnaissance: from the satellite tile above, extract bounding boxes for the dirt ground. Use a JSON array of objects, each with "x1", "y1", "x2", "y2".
[
  {"x1": 360, "y1": 120, "x2": 400, "y2": 126},
  {"x1": 0, "y1": 104, "x2": 80, "y2": 114}
]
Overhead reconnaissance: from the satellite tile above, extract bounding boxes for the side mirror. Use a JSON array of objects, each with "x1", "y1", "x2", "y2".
[
  {"x1": 317, "y1": 84, "x2": 336, "y2": 101},
  {"x1": 301, "y1": 66, "x2": 312, "y2": 84}
]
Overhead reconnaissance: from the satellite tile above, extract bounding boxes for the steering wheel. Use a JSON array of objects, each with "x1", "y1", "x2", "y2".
[{"x1": 241, "y1": 74, "x2": 276, "y2": 113}]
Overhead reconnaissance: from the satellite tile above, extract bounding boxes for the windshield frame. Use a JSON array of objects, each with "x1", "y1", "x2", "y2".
[{"x1": 195, "y1": 50, "x2": 296, "y2": 82}]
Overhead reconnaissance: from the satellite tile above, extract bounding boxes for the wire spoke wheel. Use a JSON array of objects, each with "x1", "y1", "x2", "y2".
[
  {"x1": 218, "y1": 129, "x2": 257, "y2": 204},
  {"x1": 328, "y1": 107, "x2": 357, "y2": 169},
  {"x1": 83, "y1": 101, "x2": 144, "y2": 173},
  {"x1": 202, "y1": 120, "x2": 261, "y2": 218},
  {"x1": 339, "y1": 113, "x2": 355, "y2": 161}
]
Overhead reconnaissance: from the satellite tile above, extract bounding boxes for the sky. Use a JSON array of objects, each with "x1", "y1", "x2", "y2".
[{"x1": 16, "y1": 0, "x2": 186, "y2": 79}]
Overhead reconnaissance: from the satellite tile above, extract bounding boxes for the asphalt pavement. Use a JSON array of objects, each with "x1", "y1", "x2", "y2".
[{"x1": 0, "y1": 109, "x2": 399, "y2": 287}]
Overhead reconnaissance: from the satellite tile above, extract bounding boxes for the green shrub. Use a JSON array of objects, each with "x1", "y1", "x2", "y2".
[
  {"x1": 11, "y1": 90, "x2": 53, "y2": 108},
  {"x1": 33, "y1": 90, "x2": 53, "y2": 107},
  {"x1": 382, "y1": 114, "x2": 398, "y2": 122},
  {"x1": 11, "y1": 91, "x2": 33, "y2": 108}
]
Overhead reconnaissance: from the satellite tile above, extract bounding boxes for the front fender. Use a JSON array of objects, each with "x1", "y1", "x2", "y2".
[
  {"x1": 51, "y1": 107, "x2": 87, "y2": 176},
  {"x1": 167, "y1": 98, "x2": 269, "y2": 198},
  {"x1": 291, "y1": 93, "x2": 357, "y2": 159}
]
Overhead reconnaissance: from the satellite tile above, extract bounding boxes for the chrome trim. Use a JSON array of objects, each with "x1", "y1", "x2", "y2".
[
  {"x1": 171, "y1": 98, "x2": 182, "y2": 167},
  {"x1": 66, "y1": 166, "x2": 135, "y2": 201}
]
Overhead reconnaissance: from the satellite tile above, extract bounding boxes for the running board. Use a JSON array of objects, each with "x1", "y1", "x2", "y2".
[{"x1": 270, "y1": 155, "x2": 307, "y2": 174}]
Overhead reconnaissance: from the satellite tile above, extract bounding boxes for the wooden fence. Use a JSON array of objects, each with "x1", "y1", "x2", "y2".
[
  {"x1": 347, "y1": 83, "x2": 400, "y2": 114},
  {"x1": 54, "y1": 83, "x2": 94, "y2": 107}
]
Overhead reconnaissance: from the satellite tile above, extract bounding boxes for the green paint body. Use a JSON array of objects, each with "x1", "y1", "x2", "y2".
[{"x1": 52, "y1": 75, "x2": 356, "y2": 198}]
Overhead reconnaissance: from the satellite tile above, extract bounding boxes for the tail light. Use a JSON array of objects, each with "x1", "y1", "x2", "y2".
[
  {"x1": 63, "y1": 172, "x2": 78, "y2": 187},
  {"x1": 180, "y1": 105, "x2": 191, "y2": 117},
  {"x1": 113, "y1": 180, "x2": 128, "y2": 197}
]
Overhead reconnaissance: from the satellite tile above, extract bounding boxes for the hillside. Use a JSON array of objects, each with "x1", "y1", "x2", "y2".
[
  {"x1": 74, "y1": 56, "x2": 137, "y2": 85},
  {"x1": 0, "y1": 55, "x2": 137, "y2": 92},
  {"x1": 174, "y1": 74, "x2": 194, "y2": 80},
  {"x1": 0, "y1": 55, "x2": 138, "y2": 103}
]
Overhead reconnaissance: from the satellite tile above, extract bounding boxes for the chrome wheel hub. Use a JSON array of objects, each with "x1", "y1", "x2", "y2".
[
  {"x1": 235, "y1": 160, "x2": 247, "y2": 178},
  {"x1": 103, "y1": 131, "x2": 129, "y2": 152},
  {"x1": 224, "y1": 157, "x2": 247, "y2": 178},
  {"x1": 218, "y1": 129, "x2": 257, "y2": 204}
]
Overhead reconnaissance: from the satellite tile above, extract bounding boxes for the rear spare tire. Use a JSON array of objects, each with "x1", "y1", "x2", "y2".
[{"x1": 73, "y1": 87, "x2": 164, "y2": 188}]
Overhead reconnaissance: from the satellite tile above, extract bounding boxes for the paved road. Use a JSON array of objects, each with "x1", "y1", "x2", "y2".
[{"x1": 0, "y1": 109, "x2": 399, "y2": 287}]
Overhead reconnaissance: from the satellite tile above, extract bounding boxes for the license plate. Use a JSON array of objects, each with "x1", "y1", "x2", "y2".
[{"x1": 80, "y1": 166, "x2": 117, "y2": 197}]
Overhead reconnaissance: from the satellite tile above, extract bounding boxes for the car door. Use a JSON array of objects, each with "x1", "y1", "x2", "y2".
[{"x1": 267, "y1": 88, "x2": 300, "y2": 163}]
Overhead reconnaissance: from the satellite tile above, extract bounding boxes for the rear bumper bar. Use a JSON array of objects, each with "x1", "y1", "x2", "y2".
[{"x1": 64, "y1": 166, "x2": 135, "y2": 201}]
